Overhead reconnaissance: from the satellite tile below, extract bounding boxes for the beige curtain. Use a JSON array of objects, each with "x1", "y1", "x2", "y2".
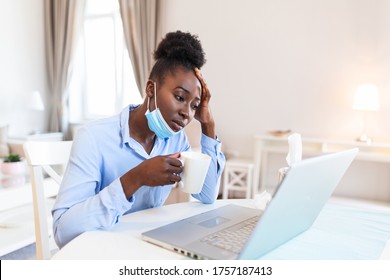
[
  {"x1": 119, "y1": 0, "x2": 161, "y2": 97},
  {"x1": 44, "y1": 0, "x2": 85, "y2": 137}
]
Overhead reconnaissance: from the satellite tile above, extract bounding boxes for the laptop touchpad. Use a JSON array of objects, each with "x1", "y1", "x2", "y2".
[{"x1": 194, "y1": 216, "x2": 230, "y2": 228}]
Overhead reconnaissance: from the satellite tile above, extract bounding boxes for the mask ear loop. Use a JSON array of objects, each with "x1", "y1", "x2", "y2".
[
  {"x1": 146, "y1": 81, "x2": 158, "y2": 111},
  {"x1": 153, "y1": 82, "x2": 158, "y2": 109},
  {"x1": 147, "y1": 82, "x2": 157, "y2": 111}
]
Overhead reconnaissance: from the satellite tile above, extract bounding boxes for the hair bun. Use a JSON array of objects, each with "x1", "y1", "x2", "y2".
[{"x1": 154, "y1": 31, "x2": 206, "y2": 69}]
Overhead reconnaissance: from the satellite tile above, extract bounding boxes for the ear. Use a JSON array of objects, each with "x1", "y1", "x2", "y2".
[{"x1": 145, "y1": 80, "x2": 155, "y2": 98}]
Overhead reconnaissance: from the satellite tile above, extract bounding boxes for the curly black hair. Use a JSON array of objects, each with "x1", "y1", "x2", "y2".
[{"x1": 149, "y1": 31, "x2": 206, "y2": 83}]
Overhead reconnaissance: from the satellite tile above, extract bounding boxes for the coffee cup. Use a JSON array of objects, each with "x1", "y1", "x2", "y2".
[{"x1": 178, "y1": 151, "x2": 211, "y2": 194}]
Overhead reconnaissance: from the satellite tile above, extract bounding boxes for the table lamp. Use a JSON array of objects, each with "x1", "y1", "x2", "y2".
[
  {"x1": 28, "y1": 90, "x2": 45, "y2": 134},
  {"x1": 29, "y1": 90, "x2": 45, "y2": 111},
  {"x1": 352, "y1": 83, "x2": 379, "y2": 143}
]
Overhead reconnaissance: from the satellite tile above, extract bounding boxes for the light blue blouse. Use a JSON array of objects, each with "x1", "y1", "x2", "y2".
[{"x1": 52, "y1": 105, "x2": 225, "y2": 248}]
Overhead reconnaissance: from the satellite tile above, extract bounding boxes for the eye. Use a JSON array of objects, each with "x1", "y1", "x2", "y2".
[
  {"x1": 191, "y1": 104, "x2": 200, "y2": 110},
  {"x1": 175, "y1": 95, "x2": 184, "y2": 102}
]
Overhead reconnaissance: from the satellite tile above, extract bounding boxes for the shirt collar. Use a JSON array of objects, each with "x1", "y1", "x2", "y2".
[
  {"x1": 120, "y1": 104, "x2": 168, "y2": 158},
  {"x1": 120, "y1": 104, "x2": 140, "y2": 145}
]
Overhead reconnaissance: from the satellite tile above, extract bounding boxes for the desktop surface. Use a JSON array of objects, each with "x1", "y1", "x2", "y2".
[{"x1": 52, "y1": 197, "x2": 390, "y2": 260}]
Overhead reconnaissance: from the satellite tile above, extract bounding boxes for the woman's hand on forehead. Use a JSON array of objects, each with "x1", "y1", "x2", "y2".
[{"x1": 193, "y1": 68, "x2": 215, "y2": 139}]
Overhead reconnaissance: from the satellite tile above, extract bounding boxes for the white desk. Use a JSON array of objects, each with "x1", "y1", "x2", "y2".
[
  {"x1": 252, "y1": 135, "x2": 390, "y2": 197},
  {"x1": 52, "y1": 197, "x2": 390, "y2": 260}
]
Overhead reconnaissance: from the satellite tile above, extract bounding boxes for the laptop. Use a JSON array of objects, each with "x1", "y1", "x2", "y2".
[{"x1": 142, "y1": 148, "x2": 358, "y2": 259}]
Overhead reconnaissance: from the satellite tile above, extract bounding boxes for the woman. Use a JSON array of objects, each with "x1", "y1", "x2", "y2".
[{"x1": 52, "y1": 31, "x2": 225, "y2": 248}]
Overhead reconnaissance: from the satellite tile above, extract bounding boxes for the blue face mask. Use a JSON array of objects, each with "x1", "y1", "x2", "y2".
[{"x1": 145, "y1": 82, "x2": 181, "y2": 139}]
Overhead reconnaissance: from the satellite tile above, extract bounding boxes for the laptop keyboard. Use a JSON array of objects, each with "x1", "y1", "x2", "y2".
[{"x1": 200, "y1": 215, "x2": 260, "y2": 254}]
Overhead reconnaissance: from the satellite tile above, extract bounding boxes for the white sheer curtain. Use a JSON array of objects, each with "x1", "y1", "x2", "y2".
[
  {"x1": 44, "y1": 0, "x2": 85, "y2": 138},
  {"x1": 118, "y1": 0, "x2": 161, "y2": 97}
]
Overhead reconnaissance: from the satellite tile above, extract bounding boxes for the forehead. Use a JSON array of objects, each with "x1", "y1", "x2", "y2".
[{"x1": 162, "y1": 67, "x2": 201, "y2": 97}]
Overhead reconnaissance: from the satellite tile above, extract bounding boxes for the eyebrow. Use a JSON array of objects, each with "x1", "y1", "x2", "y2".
[{"x1": 174, "y1": 86, "x2": 190, "y2": 93}]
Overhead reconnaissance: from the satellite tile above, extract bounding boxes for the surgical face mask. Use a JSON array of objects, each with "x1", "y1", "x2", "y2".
[{"x1": 145, "y1": 82, "x2": 181, "y2": 139}]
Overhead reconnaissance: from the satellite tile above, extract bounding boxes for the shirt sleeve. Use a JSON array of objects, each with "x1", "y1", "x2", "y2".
[
  {"x1": 191, "y1": 134, "x2": 226, "y2": 203},
  {"x1": 52, "y1": 127, "x2": 134, "y2": 248}
]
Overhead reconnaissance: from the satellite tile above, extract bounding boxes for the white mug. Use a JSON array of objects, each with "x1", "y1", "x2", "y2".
[{"x1": 178, "y1": 151, "x2": 211, "y2": 194}]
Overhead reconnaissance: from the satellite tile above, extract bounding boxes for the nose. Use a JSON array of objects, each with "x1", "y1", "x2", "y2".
[{"x1": 179, "y1": 104, "x2": 191, "y2": 120}]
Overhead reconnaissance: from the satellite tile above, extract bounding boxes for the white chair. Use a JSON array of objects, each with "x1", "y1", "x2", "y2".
[
  {"x1": 23, "y1": 141, "x2": 73, "y2": 260},
  {"x1": 222, "y1": 158, "x2": 254, "y2": 199}
]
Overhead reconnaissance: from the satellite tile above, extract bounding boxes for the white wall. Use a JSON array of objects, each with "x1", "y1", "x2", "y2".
[
  {"x1": 162, "y1": 0, "x2": 390, "y2": 201},
  {"x1": 1, "y1": 0, "x2": 390, "y2": 201},
  {"x1": 162, "y1": 0, "x2": 390, "y2": 157},
  {"x1": 0, "y1": 0, "x2": 47, "y2": 135}
]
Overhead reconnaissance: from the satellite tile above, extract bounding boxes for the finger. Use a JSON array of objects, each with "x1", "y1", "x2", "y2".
[
  {"x1": 166, "y1": 157, "x2": 183, "y2": 168},
  {"x1": 194, "y1": 68, "x2": 207, "y2": 88},
  {"x1": 201, "y1": 86, "x2": 211, "y2": 102},
  {"x1": 171, "y1": 165, "x2": 183, "y2": 174},
  {"x1": 195, "y1": 69, "x2": 211, "y2": 97},
  {"x1": 168, "y1": 152, "x2": 181, "y2": 158},
  {"x1": 194, "y1": 67, "x2": 202, "y2": 78},
  {"x1": 169, "y1": 173, "x2": 181, "y2": 184}
]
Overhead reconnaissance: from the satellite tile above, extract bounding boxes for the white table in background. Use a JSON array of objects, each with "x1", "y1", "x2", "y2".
[
  {"x1": 0, "y1": 175, "x2": 58, "y2": 257},
  {"x1": 7, "y1": 132, "x2": 64, "y2": 157},
  {"x1": 252, "y1": 134, "x2": 390, "y2": 196}
]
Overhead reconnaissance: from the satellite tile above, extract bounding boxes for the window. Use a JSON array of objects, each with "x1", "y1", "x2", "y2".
[{"x1": 69, "y1": 0, "x2": 142, "y2": 122}]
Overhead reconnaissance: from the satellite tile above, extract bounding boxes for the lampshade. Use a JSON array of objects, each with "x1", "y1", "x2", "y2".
[
  {"x1": 29, "y1": 90, "x2": 45, "y2": 111},
  {"x1": 352, "y1": 84, "x2": 379, "y2": 111}
]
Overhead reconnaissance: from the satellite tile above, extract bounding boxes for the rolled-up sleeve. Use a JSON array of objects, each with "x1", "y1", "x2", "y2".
[{"x1": 192, "y1": 134, "x2": 225, "y2": 204}]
